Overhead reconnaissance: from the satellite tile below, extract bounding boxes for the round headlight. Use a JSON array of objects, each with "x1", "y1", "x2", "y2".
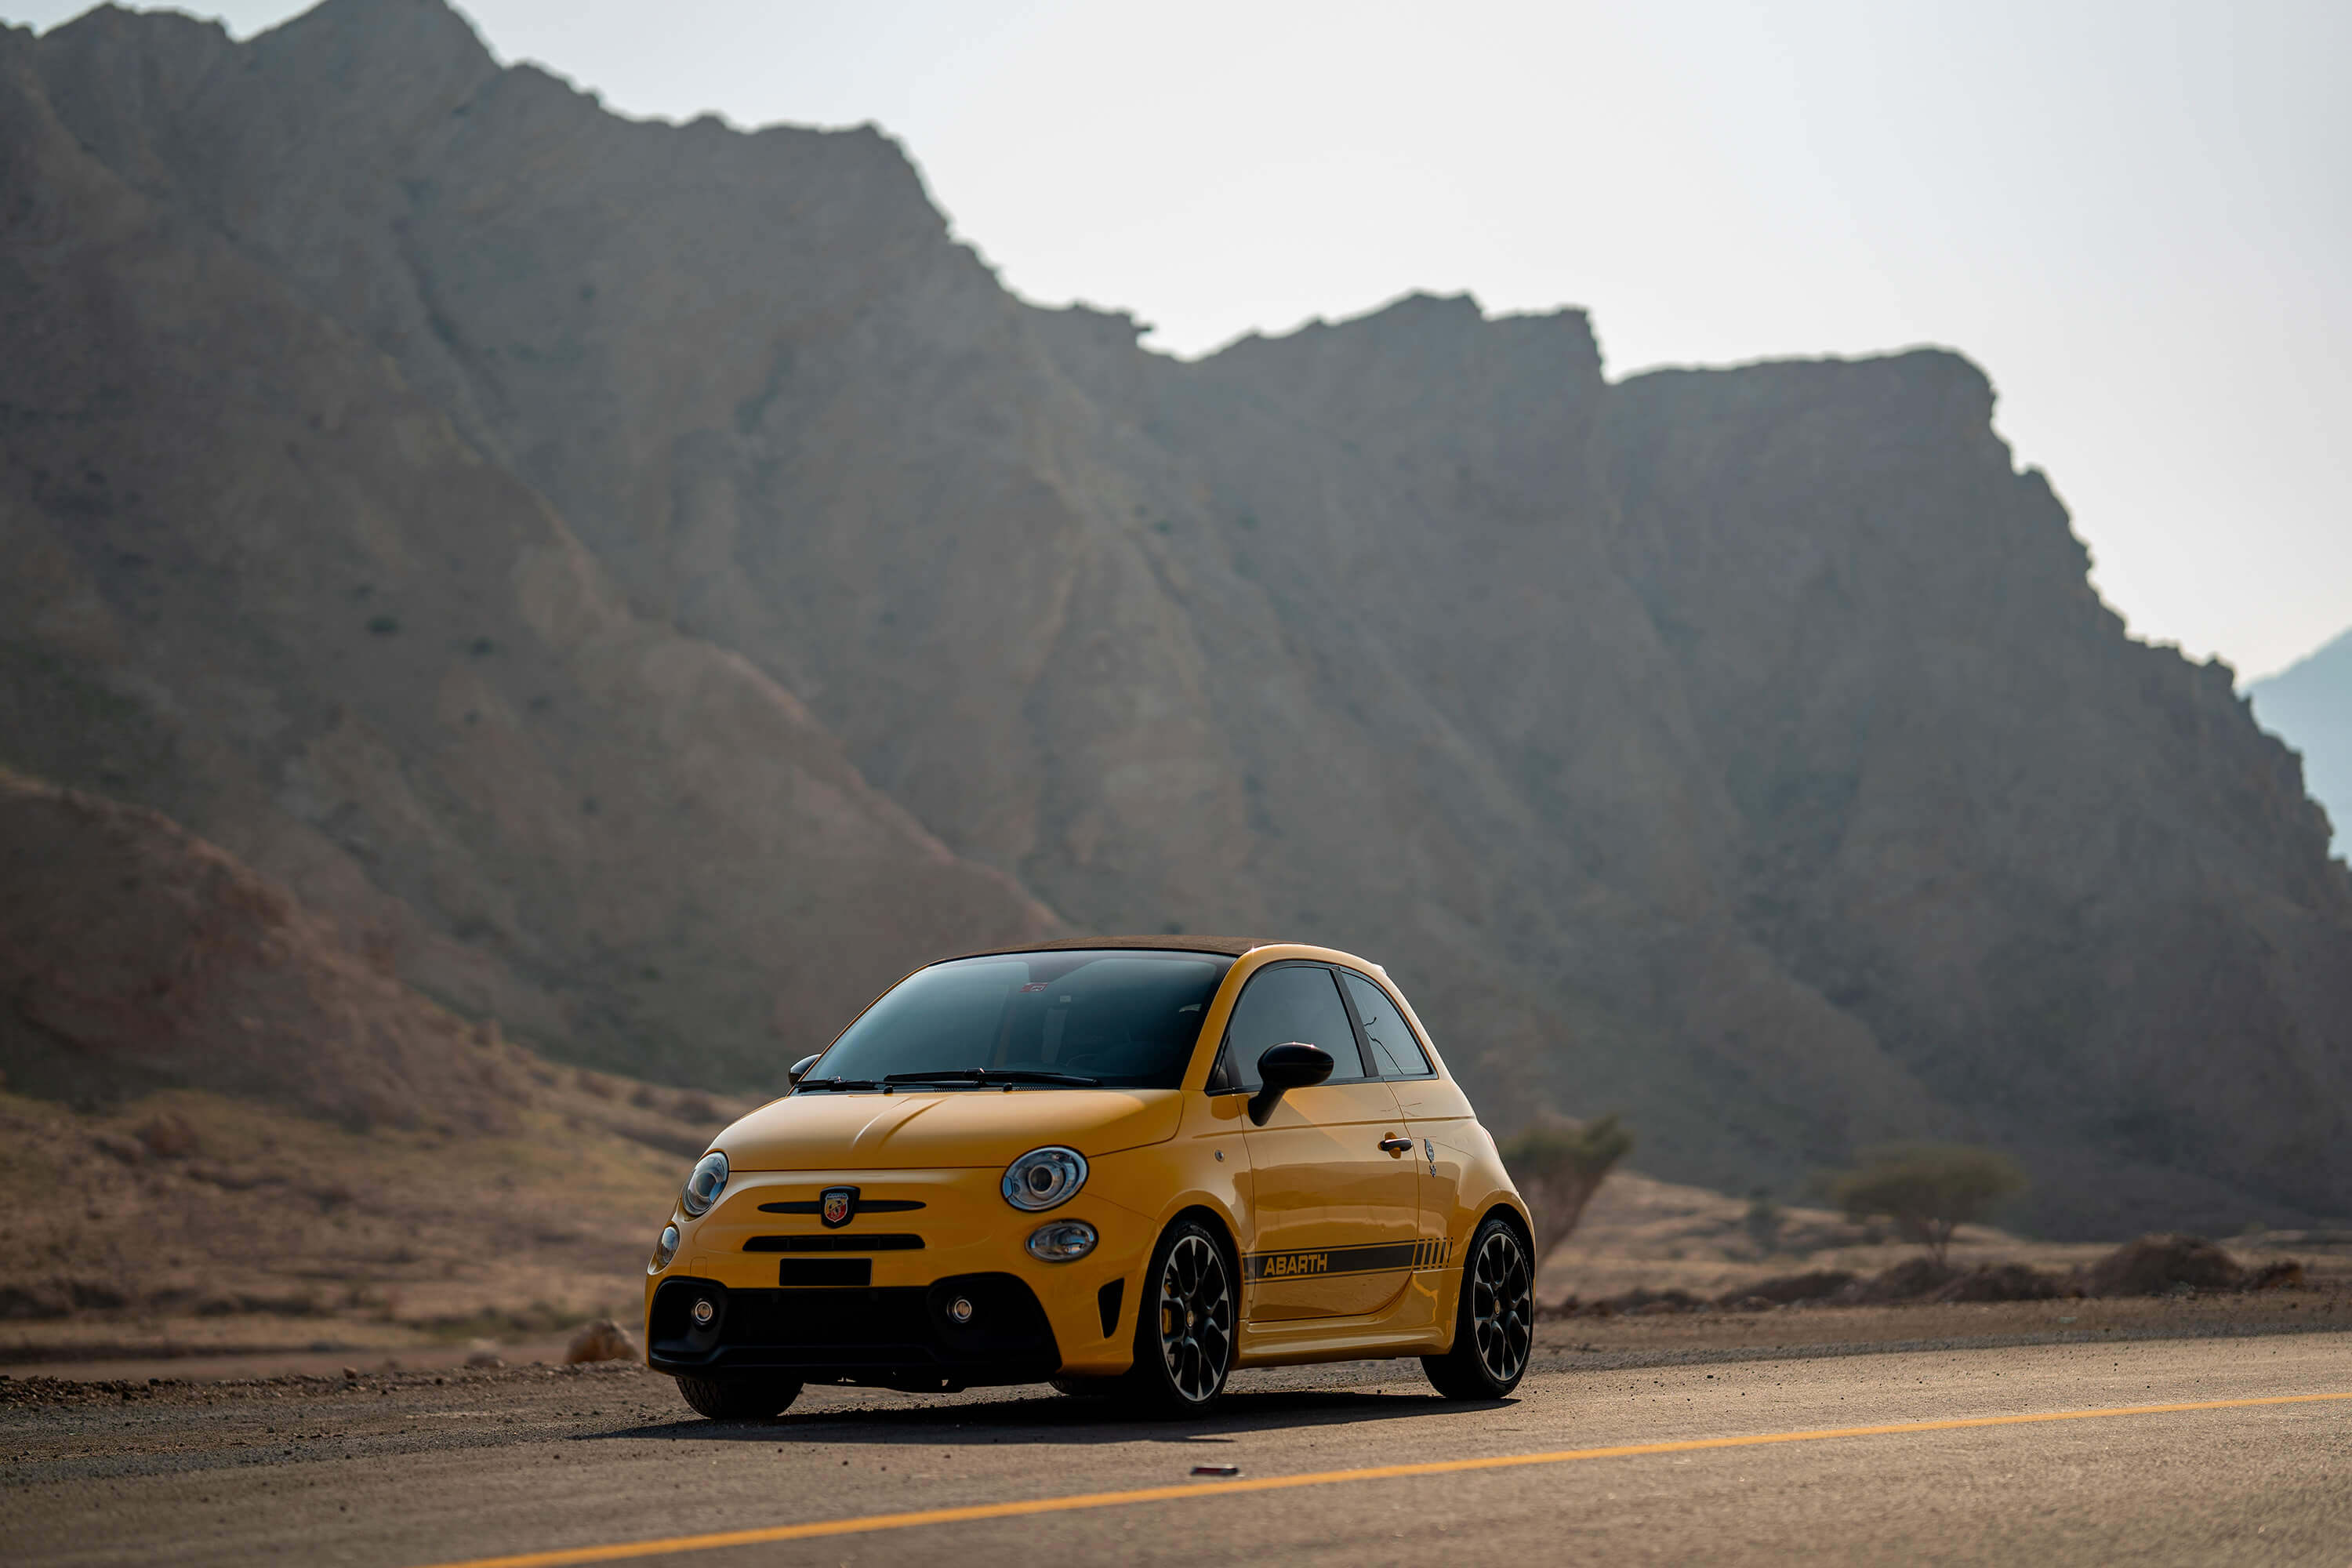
[
  {"x1": 1026, "y1": 1220, "x2": 1098, "y2": 1262},
  {"x1": 1001, "y1": 1145, "x2": 1087, "y2": 1211},
  {"x1": 648, "y1": 1223, "x2": 680, "y2": 1274},
  {"x1": 680, "y1": 1151, "x2": 728, "y2": 1218}
]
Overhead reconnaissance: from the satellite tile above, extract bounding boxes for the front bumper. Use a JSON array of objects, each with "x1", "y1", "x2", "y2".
[
  {"x1": 643, "y1": 1166, "x2": 1149, "y2": 1388},
  {"x1": 647, "y1": 1272, "x2": 1065, "y2": 1389}
]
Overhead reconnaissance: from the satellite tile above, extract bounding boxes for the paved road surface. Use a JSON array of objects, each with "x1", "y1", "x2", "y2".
[{"x1": 5, "y1": 1332, "x2": 2347, "y2": 1565}]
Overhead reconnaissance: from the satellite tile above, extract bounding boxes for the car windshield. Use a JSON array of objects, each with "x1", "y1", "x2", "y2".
[{"x1": 804, "y1": 950, "x2": 1232, "y2": 1091}]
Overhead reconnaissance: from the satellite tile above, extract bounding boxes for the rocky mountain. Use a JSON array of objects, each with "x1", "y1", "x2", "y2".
[
  {"x1": 0, "y1": 5, "x2": 1057, "y2": 1093},
  {"x1": 4, "y1": 0, "x2": 2347, "y2": 1236},
  {"x1": 1, "y1": 765, "x2": 524, "y2": 1131},
  {"x1": 0, "y1": 772, "x2": 754, "y2": 1334},
  {"x1": 2250, "y1": 629, "x2": 2350, "y2": 858}
]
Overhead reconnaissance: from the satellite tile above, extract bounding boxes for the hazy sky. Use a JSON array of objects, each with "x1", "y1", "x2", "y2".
[{"x1": 10, "y1": 1, "x2": 2347, "y2": 680}]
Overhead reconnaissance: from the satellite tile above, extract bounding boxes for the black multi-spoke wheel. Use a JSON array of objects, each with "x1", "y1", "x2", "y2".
[
  {"x1": 1118, "y1": 1218, "x2": 1236, "y2": 1415},
  {"x1": 1422, "y1": 1214, "x2": 1534, "y2": 1399}
]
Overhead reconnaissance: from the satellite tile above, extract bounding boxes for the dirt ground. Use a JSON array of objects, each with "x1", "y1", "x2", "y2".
[
  {"x1": 7, "y1": 1259, "x2": 2346, "y2": 1392},
  {"x1": 0, "y1": 1079, "x2": 750, "y2": 1371},
  {"x1": 8, "y1": 1114, "x2": 2343, "y2": 1385},
  {"x1": 1538, "y1": 1168, "x2": 2345, "y2": 1303},
  {"x1": 7, "y1": 1282, "x2": 2348, "y2": 1424}
]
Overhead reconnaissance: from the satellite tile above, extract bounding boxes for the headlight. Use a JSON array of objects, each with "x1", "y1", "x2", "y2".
[
  {"x1": 1026, "y1": 1220, "x2": 1098, "y2": 1261},
  {"x1": 680, "y1": 1151, "x2": 728, "y2": 1218},
  {"x1": 648, "y1": 1223, "x2": 679, "y2": 1273},
  {"x1": 1001, "y1": 1145, "x2": 1087, "y2": 1211}
]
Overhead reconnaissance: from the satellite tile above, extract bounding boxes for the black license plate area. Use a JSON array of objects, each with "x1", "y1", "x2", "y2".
[{"x1": 778, "y1": 1258, "x2": 872, "y2": 1288}]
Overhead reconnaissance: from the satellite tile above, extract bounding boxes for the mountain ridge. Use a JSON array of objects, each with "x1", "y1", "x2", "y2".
[
  {"x1": 2249, "y1": 626, "x2": 2350, "y2": 858},
  {"x1": 5, "y1": 0, "x2": 2347, "y2": 1236}
]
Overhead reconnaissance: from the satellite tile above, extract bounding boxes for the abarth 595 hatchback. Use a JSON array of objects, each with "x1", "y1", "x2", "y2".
[{"x1": 643, "y1": 938, "x2": 1536, "y2": 1418}]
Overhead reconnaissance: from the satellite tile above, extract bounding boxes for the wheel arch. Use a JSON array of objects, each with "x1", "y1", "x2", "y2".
[
  {"x1": 1163, "y1": 1201, "x2": 1243, "y2": 1279},
  {"x1": 1478, "y1": 1199, "x2": 1535, "y2": 1258}
]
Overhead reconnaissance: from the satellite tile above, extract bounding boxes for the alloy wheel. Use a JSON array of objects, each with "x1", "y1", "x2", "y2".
[
  {"x1": 1156, "y1": 1232, "x2": 1233, "y2": 1403},
  {"x1": 1469, "y1": 1227, "x2": 1532, "y2": 1385}
]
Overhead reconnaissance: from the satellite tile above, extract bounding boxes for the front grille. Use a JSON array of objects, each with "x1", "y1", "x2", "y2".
[
  {"x1": 758, "y1": 1198, "x2": 925, "y2": 1214},
  {"x1": 743, "y1": 1233, "x2": 924, "y2": 1252}
]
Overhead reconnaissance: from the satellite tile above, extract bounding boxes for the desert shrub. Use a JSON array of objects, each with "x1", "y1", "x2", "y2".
[
  {"x1": 1715, "y1": 1270, "x2": 1855, "y2": 1308},
  {"x1": 1498, "y1": 1112, "x2": 1633, "y2": 1267},
  {"x1": 1931, "y1": 1262, "x2": 2063, "y2": 1302},
  {"x1": 1827, "y1": 1142, "x2": 2027, "y2": 1265},
  {"x1": 1834, "y1": 1257, "x2": 1961, "y2": 1304},
  {"x1": 0, "y1": 1281, "x2": 72, "y2": 1319},
  {"x1": 2080, "y1": 1234, "x2": 2244, "y2": 1296}
]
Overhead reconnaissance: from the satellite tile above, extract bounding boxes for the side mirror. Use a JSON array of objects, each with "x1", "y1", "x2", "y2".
[
  {"x1": 1248, "y1": 1042, "x2": 1334, "y2": 1126},
  {"x1": 787, "y1": 1053, "x2": 820, "y2": 1087}
]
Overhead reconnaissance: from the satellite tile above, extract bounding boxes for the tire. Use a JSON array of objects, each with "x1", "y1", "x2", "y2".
[
  {"x1": 673, "y1": 1372, "x2": 802, "y2": 1420},
  {"x1": 1421, "y1": 1214, "x2": 1534, "y2": 1400},
  {"x1": 1116, "y1": 1218, "x2": 1237, "y2": 1417}
]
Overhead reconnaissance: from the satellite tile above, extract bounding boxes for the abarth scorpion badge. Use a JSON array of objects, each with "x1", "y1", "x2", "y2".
[{"x1": 820, "y1": 1186, "x2": 858, "y2": 1228}]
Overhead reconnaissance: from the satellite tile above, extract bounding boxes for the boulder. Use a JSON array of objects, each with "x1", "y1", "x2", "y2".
[{"x1": 564, "y1": 1319, "x2": 641, "y2": 1365}]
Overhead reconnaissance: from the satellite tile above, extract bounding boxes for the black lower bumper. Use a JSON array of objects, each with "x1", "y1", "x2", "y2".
[{"x1": 646, "y1": 1273, "x2": 1063, "y2": 1391}]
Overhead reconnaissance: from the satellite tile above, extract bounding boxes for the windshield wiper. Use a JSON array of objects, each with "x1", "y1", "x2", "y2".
[
  {"x1": 796, "y1": 1076, "x2": 882, "y2": 1091},
  {"x1": 882, "y1": 1069, "x2": 1102, "y2": 1089}
]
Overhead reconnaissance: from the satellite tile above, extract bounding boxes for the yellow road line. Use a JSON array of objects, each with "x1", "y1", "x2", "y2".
[{"x1": 414, "y1": 1390, "x2": 2352, "y2": 1568}]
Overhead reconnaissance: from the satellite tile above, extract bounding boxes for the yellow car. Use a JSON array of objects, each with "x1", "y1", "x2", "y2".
[{"x1": 642, "y1": 938, "x2": 1536, "y2": 1417}]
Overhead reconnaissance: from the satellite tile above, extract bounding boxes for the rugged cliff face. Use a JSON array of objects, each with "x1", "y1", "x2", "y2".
[
  {"x1": 5, "y1": 0, "x2": 2347, "y2": 1234},
  {"x1": 0, "y1": 6, "x2": 1058, "y2": 1091}
]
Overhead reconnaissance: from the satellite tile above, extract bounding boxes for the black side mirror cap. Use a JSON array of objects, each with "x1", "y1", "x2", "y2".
[
  {"x1": 1248, "y1": 1042, "x2": 1334, "y2": 1125},
  {"x1": 787, "y1": 1053, "x2": 820, "y2": 1086}
]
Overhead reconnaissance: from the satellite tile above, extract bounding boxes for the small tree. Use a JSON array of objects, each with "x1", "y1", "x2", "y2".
[
  {"x1": 1827, "y1": 1142, "x2": 2027, "y2": 1266},
  {"x1": 1499, "y1": 1112, "x2": 1634, "y2": 1269}
]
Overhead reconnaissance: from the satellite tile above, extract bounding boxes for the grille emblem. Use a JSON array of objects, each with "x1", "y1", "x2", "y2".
[{"x1": 820, "y1": 1186, "x2": 858, "y2": 1229}]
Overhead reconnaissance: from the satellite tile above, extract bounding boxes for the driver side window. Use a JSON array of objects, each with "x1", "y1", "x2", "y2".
[{"x1": 1214, "y1": 964, "x2": 1367, "y2": 1091}]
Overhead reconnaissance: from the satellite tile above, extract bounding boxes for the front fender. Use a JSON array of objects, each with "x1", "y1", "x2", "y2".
[{"x1": 1054, "y1": 1095, "x2": 1254, "y2": 1374}]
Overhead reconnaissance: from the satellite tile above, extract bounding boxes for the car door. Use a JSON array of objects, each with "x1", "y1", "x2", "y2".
[
  {"x1": 1223, "y1": 963, "x2": 1421, "y2": 1321},
  {"x1": 1337, "y1": 968, "x2": 1468, "y2": 1268}
]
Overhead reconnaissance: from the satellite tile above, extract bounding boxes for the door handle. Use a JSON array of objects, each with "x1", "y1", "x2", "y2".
[{"x1": 1378, "y1": 1135, "x2": 1414, "y2": 1155}]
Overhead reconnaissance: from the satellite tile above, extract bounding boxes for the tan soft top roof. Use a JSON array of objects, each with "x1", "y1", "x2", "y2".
[{"x1": 949, "y1": 935, "x2": 1271, "y2": 960}]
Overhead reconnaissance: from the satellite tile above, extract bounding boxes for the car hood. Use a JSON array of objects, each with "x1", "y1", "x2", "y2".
[{"x1": 715, "y1": 1087, "x2": 1185, "y2": 1171}]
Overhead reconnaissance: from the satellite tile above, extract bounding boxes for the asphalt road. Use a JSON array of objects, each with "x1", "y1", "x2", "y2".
[{"x1": 5, "y1": 1331, "x2": 2348, "y2": 1566}]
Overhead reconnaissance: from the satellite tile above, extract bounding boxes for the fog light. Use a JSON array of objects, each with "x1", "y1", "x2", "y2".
[
  {"x1": 1026, "y1": 1219, "x2": 1099, "y2": 1262},
  {"x1": 691, "y1": 1296, "x2": 717, "y2": 1328},
  {"x1": 648, "y1": 1224, "x2": 679, "y2": 1274},
  {"x1": 947, "y1": 1296, "x2": 975, "y2": 1324}
]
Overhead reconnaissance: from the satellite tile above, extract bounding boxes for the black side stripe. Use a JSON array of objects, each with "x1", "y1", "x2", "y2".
[{"x1": 1243, "y1": 1236, "x2": 1454, "y2": 1282}]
